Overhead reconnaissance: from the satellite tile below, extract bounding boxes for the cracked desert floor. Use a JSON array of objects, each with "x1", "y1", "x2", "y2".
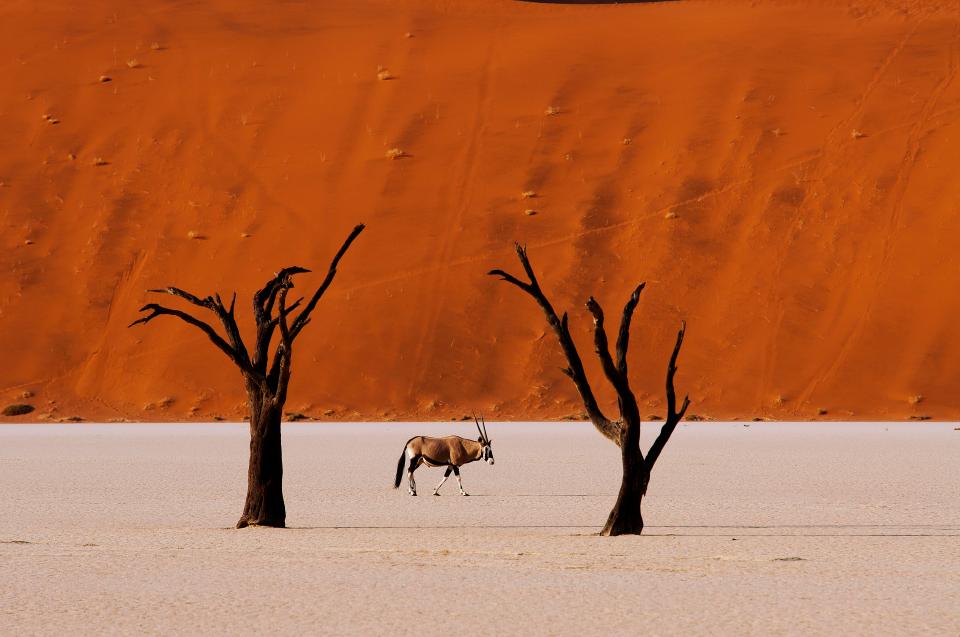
[{"x1": 1, "y1": 422, "x2": 957, "y2": 635}]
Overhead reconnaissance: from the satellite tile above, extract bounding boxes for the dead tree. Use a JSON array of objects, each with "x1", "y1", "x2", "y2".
[
  {"x1": 489, "y1": 243, "x2": 689, "y2": 536},
  {"x1": 130, "y1": 224, "x2": 365, "y2": 529}
]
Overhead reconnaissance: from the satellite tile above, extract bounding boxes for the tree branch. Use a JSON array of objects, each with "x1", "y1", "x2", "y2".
[
  {"x1": 615, "y1": 283, "x2": 645, "y2": 377},
  {"x1": 255, "y1": 267, "x2": 310, "y2": 320},
  {"x1": 147, "y1": 287, "x2": 253, "y2": 372},
  {"x1": 213, "y1": 292, "x2": 251, "y2": 368},
  {"x1": 585, "y1": 297, "x2": 630, "y2": 397},
  {"x1": 289, "y1": 224, "x2": 366, "y2": 341},
  {"x1": 129, "y1": 303, "x2": 255, "y2": 376},
  {"x1": 489, "y1": 243, "x2": 621, "y2": 445},
  {"x1": 645, "y1": 321, "x2": 690, "y2": 470},
  {"x1": 252, "y1": 267, "x2": 310, "y2": 371},
  {"x1": 147, "y1": 286, "x2": 213, "y2": 309},
  {"x1": 487, "y1": 269, "x2": 533, "y2": 295},
  {"x1": 274, "y1": 286, "x2": 294, "y2": 405}
]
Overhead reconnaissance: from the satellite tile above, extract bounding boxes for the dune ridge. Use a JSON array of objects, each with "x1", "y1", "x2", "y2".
[{"x1": 1, "y1": 0, "x2": 959, "y2": 422}]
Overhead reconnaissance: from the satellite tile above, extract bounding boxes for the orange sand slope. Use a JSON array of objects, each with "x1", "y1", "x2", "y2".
[{"x1": 2, "y1": 0, "x2": 959, "y2": 422}]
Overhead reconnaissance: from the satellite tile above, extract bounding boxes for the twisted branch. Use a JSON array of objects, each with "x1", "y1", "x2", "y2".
[
  {"x1": 289, "y1": 224, "x2": 366, "y2": 340},
  {"x1": 489, "y1": 243, "x2": 620, "y2": 444},
  {"x1": 144, "y1": 286, "x2": 252, "y2": 370},
  {"x1": 130, "y1": 223, "x2": 365, "y2": 393},
  {"x1": 274, "y1": 285, "x2": 294, "y2": 405},
  {"x1": 645, "y1": 321, "x2": 691, "y2": 470},
  {"x1": 129, "y1": 303, "x2": 255, "y2": 376},
  {"x1": 615, "y1": 283, "x2": 645, "y2": 377},
  {"x1": 585, "y1": 297, "x2": 630, "y2": 398},
  {"x1": 252, "y1": 267, "x2": 310, "y2": 371}
]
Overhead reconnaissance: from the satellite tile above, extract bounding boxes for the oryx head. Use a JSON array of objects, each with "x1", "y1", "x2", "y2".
[{"x1": 474, "y1": 415, "x2": 494, "y2": 465}]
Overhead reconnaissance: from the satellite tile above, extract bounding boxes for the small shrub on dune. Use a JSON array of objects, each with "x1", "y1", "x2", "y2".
[{"x1": 3, "y1": 404, "x2": 35, "y2": 416}]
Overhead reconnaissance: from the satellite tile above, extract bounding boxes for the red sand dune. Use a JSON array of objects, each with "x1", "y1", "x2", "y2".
[{"x1": 2, "y1": 0, "x2": 959, "y2": 422}]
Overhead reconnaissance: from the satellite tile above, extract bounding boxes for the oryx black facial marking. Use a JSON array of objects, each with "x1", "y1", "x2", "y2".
[{"x1": 392, "y1": 415, "x2": 494, "y2": 496}]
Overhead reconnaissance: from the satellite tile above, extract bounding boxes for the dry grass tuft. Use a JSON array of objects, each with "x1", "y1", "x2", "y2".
[
  {"x1": 186, "y1": 230, "x2": 206, "y2": 240},
  {"x1": 126, "y1": 59, "x2": 141, "y2": 69},
  {"x1": 664, "y1": 211, "x2": 678, "y2": 219},
  {"x1": 3, "y1": 404, "x2": 35, "y2": 416},
  {"x1": 521, "y1": 190, "x2": 537, "y2": 199},
  {"x1": 385, "y1": 147, "x2": 405, "y2": 160},
  {"x1": 851, "y1": 129, "x2": 866, "y2": 139},
  {"x1": 545, "y1": 105, "x2": 561, "y2": 116},
  {"x1": 376, "y1": 68, "x2": 394, "y2": 81},
  {"x1": 150, "y1": 42, "x2": 163, "y2": 51},
  {"x1": 908, "y1": 394, "x2": 923, "y2": 405}
]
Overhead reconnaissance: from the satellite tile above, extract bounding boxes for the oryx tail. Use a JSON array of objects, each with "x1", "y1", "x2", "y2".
[{"x1": 393, "y1": 437, "x2": 414, "y2": 488}]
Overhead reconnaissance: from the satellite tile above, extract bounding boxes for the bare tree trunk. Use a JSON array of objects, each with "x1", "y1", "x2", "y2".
[
  {"x1": 237, "y1": 384, "x2": 285, "y2": 528},
  {"x1": 602, "y1": 441, "x2": 648, "y2": 536}
]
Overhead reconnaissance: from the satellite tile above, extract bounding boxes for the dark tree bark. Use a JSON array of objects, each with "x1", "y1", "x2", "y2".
[
  {"x1": 490, "y1": 243, "x2": 690, "y2": 536},
  {"x1": 130, "y1": 224, "x2": 365, "y2": 528}
]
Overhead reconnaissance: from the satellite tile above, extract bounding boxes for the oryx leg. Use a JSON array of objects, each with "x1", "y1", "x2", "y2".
[
  {"x1": 406, "y1": 454, "x2": 420, "y2": 496},
  {"x1": 433, "y1": 466, "x2": 453, "y2": 496},
  {"x1": 453, "y1": 466, "x2": 468, "y2": 496}
]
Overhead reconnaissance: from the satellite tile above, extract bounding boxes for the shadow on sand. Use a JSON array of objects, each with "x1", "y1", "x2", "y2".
[{"x1": 282, "y1": 524, "x2": 960, "y2": 536}]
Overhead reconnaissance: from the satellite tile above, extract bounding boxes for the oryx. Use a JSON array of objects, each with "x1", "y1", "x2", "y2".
[{"x1": 393, "y1": 416, "x2": 494, "y2": 496}]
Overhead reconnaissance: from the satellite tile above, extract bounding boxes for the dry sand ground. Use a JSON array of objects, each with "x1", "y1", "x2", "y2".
[
  {"x1": 1, "y1": 422, "x2": 957, "y2": 635},
  {"x1": 4, "y1": 0, "x2": 960, "y2": 422}
]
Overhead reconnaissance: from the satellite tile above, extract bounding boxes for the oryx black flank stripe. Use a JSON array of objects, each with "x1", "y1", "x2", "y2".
[{"x1": 419, "y1": 454, "x2": 472, "y2": 466}]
